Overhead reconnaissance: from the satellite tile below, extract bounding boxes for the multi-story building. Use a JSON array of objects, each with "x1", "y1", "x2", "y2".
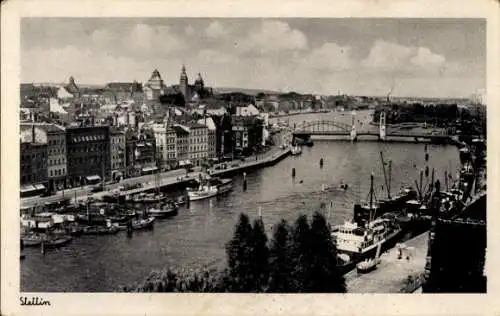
[
  {"x1": 21, "y1": 123, "x2": 67, "y2": 191},
  {"x1": 166, "y1": 127, "x2": 177, "y2": 169},
  {"x1": 198, "y1": 117, "x2": 216, "y2": 159},
  {"x1": 174, "y1": 125, "x2": 189, "y2": 166},
  {"x1": 125, "y1": 130, "x2": 138, "y2": 178},
  {"x1": 20, "y1": 126, "x2": 48, "y2": 196},
  {"x1": 66, "y1": 125, "x2": 110, "y2": 187},
  {"x1": 125, "y1": 129, "x2": 158, "y2": 177},
  {"x1": 110, "y1": 129, "x2": 126, "y2": 181},
  {"x1": 232, "y1": 116, "x2": 264, "y2": 156},
  {"x1": 185, "y1": 122, "x2": 208, "y2": 166},
  {"x1": 152, "y1": 123, "x2": 178, "y2": 170},
  {"x1": 212, "y1": 114, "x2": 233, "y2": 159}
]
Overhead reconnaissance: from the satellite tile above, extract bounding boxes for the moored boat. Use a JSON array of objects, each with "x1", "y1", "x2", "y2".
[
  {"x1": 43, "y1": 235, "x2": 73, "y2": 248},
  {"x1": 332, "y1": 174, "x2": 403, "y2": 273},
  {"x1": 187, "y1": 177, "x2": 233, "y2": 201},
  {"x1": 131, "y1": 193, "x2": 168, "y2": 204},
  {"x1": 148, "y1": 203, "x2": 179, "y2": 219},
  {"x1": 21, "y1": 233, "x2": 44, "y2": 247},
  {"x1": 291, "y1": 145, "x2": 302, "y2": 156},
  {"x1": 131, "y1": 216, "x2": 155, "y2": 230},
  {"x1": 82, "y1": 225, "x2": 119, "y2": 235},
  {"x1": 356, "y1": 243, "x2": 382, "y2": 274}
]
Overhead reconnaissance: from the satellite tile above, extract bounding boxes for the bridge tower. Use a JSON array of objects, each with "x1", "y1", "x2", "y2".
[
  {"x1": 379, "y1": 111, "x2": 387, "y2": 141},
  {"x1": 350, "y1": 111, "x2": 357, "y2": 141}
]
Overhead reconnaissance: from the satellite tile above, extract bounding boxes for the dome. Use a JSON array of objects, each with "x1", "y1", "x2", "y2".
[{"x1": 150, "y1": 69, "x2": 162, "y2": 81}]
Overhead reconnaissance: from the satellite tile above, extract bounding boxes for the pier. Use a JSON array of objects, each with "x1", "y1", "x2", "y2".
[{"x1": 345, "y1": 232, "x2": 429, "y2": 293}]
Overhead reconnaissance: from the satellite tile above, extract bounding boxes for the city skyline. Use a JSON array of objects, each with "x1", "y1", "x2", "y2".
[{"x1": 22, "y1": 18, "x2": 485, "y2": 98}]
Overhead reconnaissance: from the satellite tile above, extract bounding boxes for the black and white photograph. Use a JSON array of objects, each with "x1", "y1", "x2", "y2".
[{"x1": 1, "y1": 1, "x2": 498, "y2": 315}]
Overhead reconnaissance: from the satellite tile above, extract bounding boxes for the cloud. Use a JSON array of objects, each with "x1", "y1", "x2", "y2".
[
  {"x1": 306, "y1": 43, "x2": 353, "y2": 71},
  {"x1": 410, "y1": 47, "x2": 445, "y2": 67},
  {"x1": 126, "y1": 23, "x2": 186, "y2": 56},
  {"x1": 205, "y1": 21, "x2": 229, "y2": 39},
  {"x1": 235, "y1": 20, "x2": 308, "y2": 54},
  {"x1": 362, "y1": 40, "x2": 446, "y2": 72},
  {"x1": 362, "y1": 40, "x2": 414, "y2": 70}
]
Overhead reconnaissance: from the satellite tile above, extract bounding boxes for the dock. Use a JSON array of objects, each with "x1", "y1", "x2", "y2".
[
  {"x1": 210, "y1": 147, "x2": 291, "y2": 177},
  {"x1": 85, "y1": 148, "x2": 291, "y2": 201},
  {"x1": 346, "y1": 232, "x2": 429, "y2": 293}
]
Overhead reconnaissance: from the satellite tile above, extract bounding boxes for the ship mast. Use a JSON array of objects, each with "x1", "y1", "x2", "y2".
[
  {"x1": 369, "y1": 173, "x2": 375, "y2": 222},
  {"x1": 379, "y1": 151, "x2": 391, "y2": 199}
]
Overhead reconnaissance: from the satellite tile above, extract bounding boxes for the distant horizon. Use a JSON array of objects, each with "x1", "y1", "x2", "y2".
[
  {"x1": 21, "y1": 80, "x2": 477, "y2": 101},
  {"x1": 22, "y1": 18, "x2": 485, "y2": 99}
]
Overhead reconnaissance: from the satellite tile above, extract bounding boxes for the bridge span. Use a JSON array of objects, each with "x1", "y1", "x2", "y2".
[{"x1": 291, "y1": 112, "x2": 451, "y2": 143}]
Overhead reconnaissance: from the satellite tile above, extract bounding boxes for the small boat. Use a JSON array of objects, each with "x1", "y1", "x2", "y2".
[
  {"x1": 132, "y1": 193, "x2": 168, "y2": 204},
  {"x1": 291, "y1": 145, "x2": 302, "y2": 156},
  {"x1": 356, "y1": 244, "x2": 382, "y2": 274},
  {"x1": 82, "y1": 225, "x2": 119, "y2": 235},
  {"x1": 43, "y1": 235, "x2": 73, "y2": 249},
  {"x1": 131, "y1": 217, "x2": 155, "y2": 230},
  {"x1": 187, "y1": 177, "x2": 233, "y2": 201},
  {"x1": 148, "y1": 204, "x2": 179, "y2": 219},
  {"x1": 21, "y1": 234, "x2": 44, "y2": 247},
  {"x1": 175, "y1": 196, "x2": 187, "y2": 206}
]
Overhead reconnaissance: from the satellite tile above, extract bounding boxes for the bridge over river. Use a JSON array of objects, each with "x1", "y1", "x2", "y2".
[{"x1": 290, "y1": 111, "x2": 450, "y2": 143}]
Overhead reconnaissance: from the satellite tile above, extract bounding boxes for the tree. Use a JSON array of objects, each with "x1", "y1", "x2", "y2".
[
  {"x1": 268, "y1": 219, "x2": 293, "y2": 292},
  {"x1": 308, "y1": 212, "x2": 346, "y2": 292},
  {"x1": 290, "y1": 214, "x2": 312, "y2": 292},
  {"x1": 225, "y1": 213, "x2": 253, "y2": 292},
  {"x1": 249, "y1": 217, "x2": 269, "y2": 292}
]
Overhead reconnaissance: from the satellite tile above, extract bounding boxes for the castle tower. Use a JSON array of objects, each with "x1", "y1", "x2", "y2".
[{"x1": 179, "y1": 64, "x2": 189, "y2": 98}]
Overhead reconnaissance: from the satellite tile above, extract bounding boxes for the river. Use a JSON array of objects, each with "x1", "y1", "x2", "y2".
[{"x1": 21, "y1": 112, "x2": 461, "y2": 292}]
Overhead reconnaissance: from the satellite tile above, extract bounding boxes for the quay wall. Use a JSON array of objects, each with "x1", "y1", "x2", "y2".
[{"x1": 118, "y1": 148, "x2": 291, "y2": 197}]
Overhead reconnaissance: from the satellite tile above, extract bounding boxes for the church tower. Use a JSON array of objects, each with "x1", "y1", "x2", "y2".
[{"x1": 179, "y1": 64, "x2": 189, "y2": 99}]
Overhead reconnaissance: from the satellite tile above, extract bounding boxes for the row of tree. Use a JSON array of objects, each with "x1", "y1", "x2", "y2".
[
  {"x1": 127, "y1": 212, "x2": 346, "y2": 293},
  {"x1": 373, "y1": 103, "x2": 486, "y2": 136}
]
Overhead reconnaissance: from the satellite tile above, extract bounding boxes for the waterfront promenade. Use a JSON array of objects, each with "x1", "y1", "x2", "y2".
[
  {"x1": 345, "y1": 232, "x2": 429, "y2": 293},
  {"x1": 20, "y1": 146, "x2": 291, "y2": 209}
]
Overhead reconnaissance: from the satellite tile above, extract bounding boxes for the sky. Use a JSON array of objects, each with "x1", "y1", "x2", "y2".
[{"x1": 21, "y1": 18, "x2": 485, "y2": 98}]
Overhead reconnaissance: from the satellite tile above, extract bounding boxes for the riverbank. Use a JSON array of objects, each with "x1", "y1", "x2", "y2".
[
  {"x1": 85, "y1": 147, "x2": 292, "y2": 201},
  {"x1": 269, "y1": 109, "x2": 330, "y2": 119}
]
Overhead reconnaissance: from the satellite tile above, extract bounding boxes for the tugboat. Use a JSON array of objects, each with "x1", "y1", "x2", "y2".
[{"x1": 186, "y1": 176, "x2": 233, "y2": 201}]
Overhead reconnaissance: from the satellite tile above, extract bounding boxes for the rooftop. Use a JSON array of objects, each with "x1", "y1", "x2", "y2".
[
  {"x1": 20, "y1": 122, "x2": 65, "y2": 133},
  {"x1": 185, "y1": 122, "x2": 207, "y2": 129}
]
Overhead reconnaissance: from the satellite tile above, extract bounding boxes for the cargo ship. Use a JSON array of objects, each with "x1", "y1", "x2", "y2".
[{"x1": 332, "y1": 174, "x2": 403, "y2": 274}]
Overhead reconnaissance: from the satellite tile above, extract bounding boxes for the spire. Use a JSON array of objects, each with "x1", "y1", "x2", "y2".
[{"x1": 181, "y1": 64, "x2": 188, "y2": 76}]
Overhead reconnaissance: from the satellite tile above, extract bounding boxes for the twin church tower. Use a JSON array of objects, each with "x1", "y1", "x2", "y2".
[{"x1": 144, "y1": 65, "x2": 211, "y2": 102}]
